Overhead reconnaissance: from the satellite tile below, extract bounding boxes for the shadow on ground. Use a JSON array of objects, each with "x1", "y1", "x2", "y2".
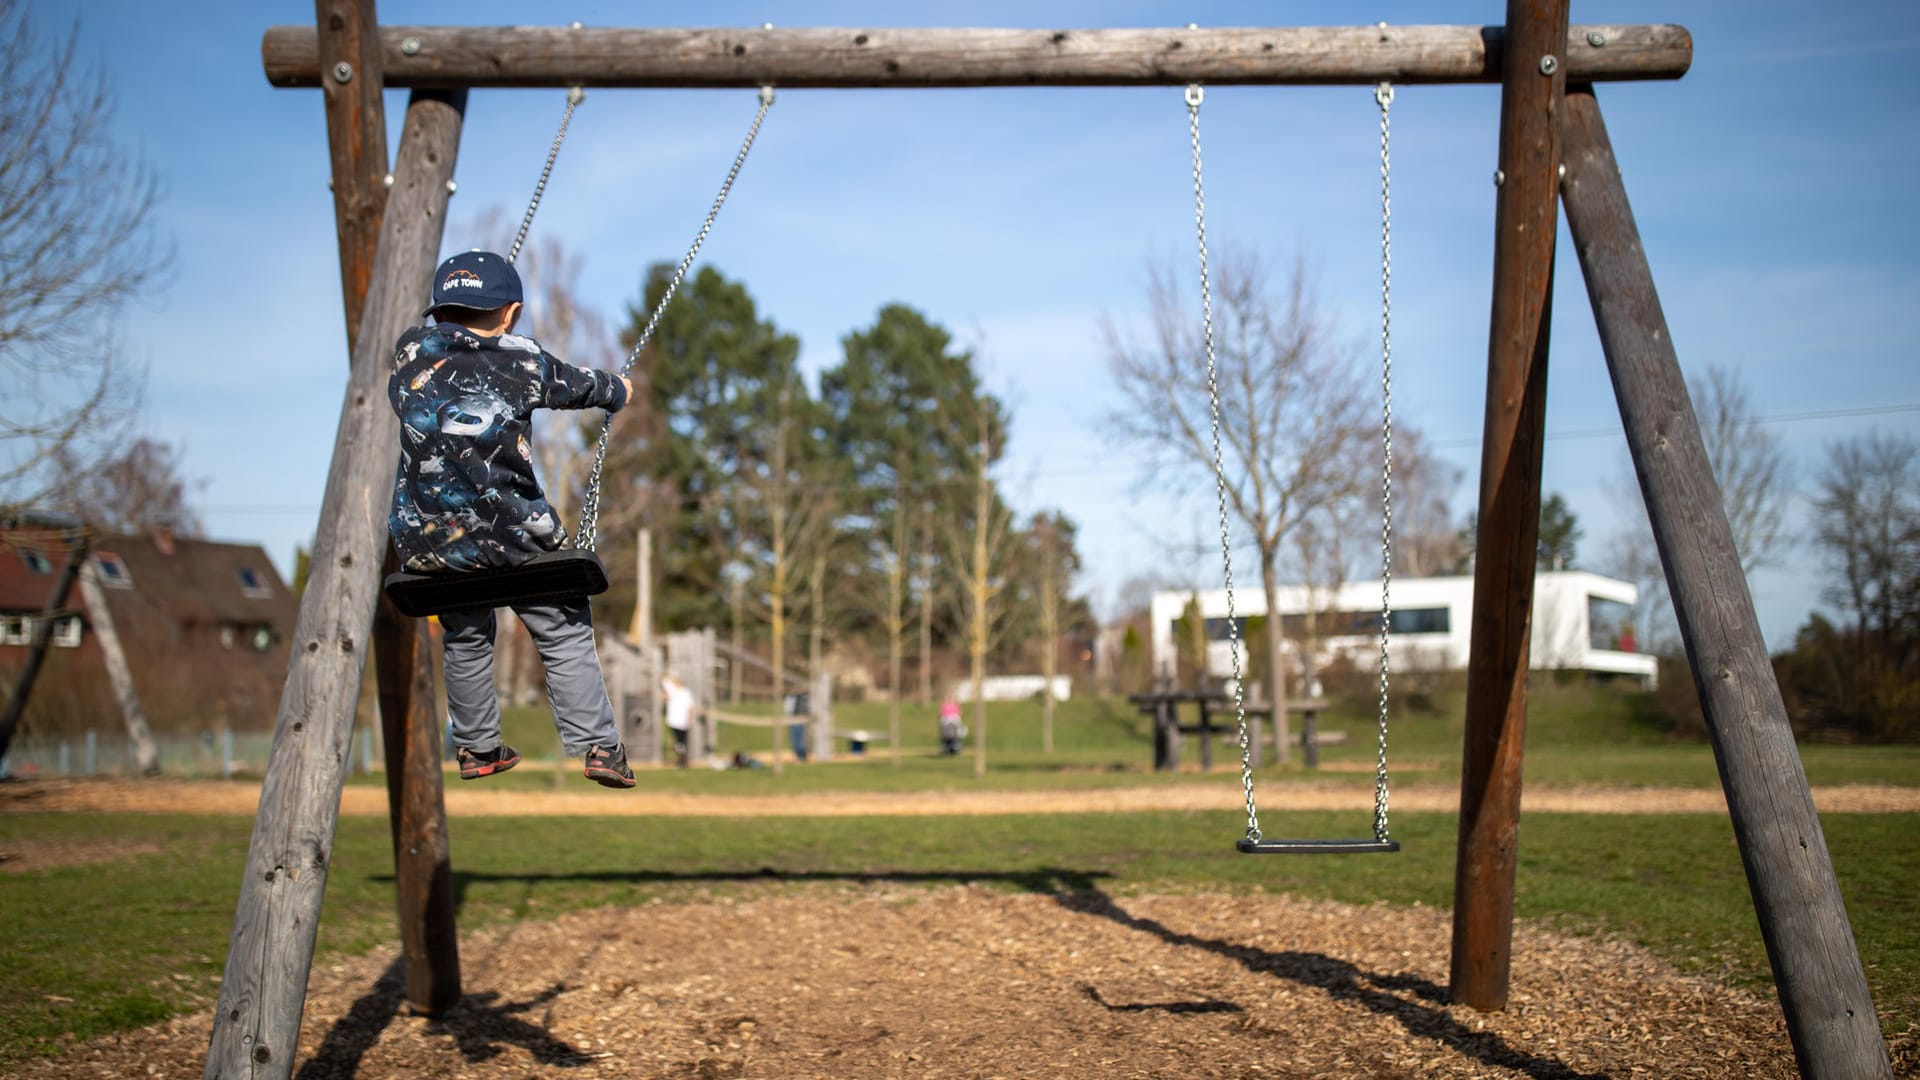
[{"x1": 317, "y1": 866, "x2": 1602, "y2": 1080}]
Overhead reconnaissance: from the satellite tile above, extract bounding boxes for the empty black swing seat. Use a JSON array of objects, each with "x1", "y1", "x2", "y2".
[
  {"x1": 1237, "y1": 837, "x2": 1401, "y2": 855},
  {"x1": 383, "y1": 549, "x2": 609, "y2": 617}
]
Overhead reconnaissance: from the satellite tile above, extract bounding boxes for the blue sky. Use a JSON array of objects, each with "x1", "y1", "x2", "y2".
[{"x1": 43, "y1": 1, "x2": 1920, "y2": 647}]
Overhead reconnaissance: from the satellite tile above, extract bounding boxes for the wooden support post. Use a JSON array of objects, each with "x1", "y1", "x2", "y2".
[
  {"x1": 316, "y1": 0, "x2": 389, "y2": 353},
  {"x1": 1300, "y1": 703, "x2": 1321, "y2": 769},
  {"x1": 314, "y1": 0, "x2": 461, "y2": 1020},
  {"x1": 263, "y1": 23, "x2": 1692, "y2": 90},
  {"x1": 1559, "y1": 85, "x2": 1892, "y2": 1080},
  {"x1": 1195, "y1": 694, "x2": 1213, "y2": 771},
  {"x1": 0, "y1": 533, "x2": 89, "y2": 759},
  {"x1": 203, "y1": 87, "x2": 466, "y2": 1080},
  {"x1": 76, "y1": 564, "x2": 159, "y2": 776},
  {"x1": 1159, "y1": 700, "x2": 1179, "y2": 772},
  {"x1": 374, "y1": 592, "x2": 458, "y2": 1014},
  {"x1": 1450, "y1": 0, "x2": 1568, "y2": 1013},
  {"x1": 633, "y1": 527, "x2": 660, "y2": 764}
]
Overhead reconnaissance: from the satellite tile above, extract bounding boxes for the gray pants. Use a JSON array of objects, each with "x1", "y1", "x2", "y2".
[{"x1": 440, "y1": 598, "x2": 619, "y2": 756}]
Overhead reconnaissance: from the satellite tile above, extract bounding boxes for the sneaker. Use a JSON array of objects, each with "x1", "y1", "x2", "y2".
[
  {"x1": 583, "y1": 744, "x2": 635, "y2": 789},
  {"x1": 457, "y1": 744, "x2": 521, "y2": 780}
]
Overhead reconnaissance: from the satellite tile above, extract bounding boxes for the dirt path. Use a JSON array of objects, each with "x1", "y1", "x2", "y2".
[{"x1": 6, "y1": 776, "x2": 1919, "y2": 818}]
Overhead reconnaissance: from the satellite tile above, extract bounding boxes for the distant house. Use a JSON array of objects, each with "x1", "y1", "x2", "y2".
[
  {"x1": 1150, "y1": 571, "x2": 1657, "y2": 692},
  {"x1": 0, "y1": 520, "x2": 298, "y2": 733}
]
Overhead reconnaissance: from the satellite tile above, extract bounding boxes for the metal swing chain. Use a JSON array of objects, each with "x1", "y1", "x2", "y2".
[
  {"x1": 574, "y1": 85, "x2": 777, "y2": 552},
  {"x1": 1186, "y1": 83, "x2": 1262, "y2": 844},
  {"x1": 1372, "y1": 81, "x2": 1396, "y2": 843},
  {"x1": 509, "y1": 86, "x2": 587, "y2": 265}
]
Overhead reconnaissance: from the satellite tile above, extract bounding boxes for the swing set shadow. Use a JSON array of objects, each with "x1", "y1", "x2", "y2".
[{"x1": 317, "y1": 864, "x2": 1598, "y2": 1080}]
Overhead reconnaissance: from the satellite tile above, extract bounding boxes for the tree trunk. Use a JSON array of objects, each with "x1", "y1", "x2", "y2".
[
  {"x1": 888, "y1": 494, "x2": 907, "y2": 766},
  {"x1": 1260, "y1": 554, "x2": 1290, "y2": 763},
  {"x1": 971, "y1": 429, "x2": 991, "y2": 779},
  {"x1": 1040, "y1": 528, "x2": 1057, "y2": 754},
  {"x1": 808, "y1": 551, "x2": 831, "y2": 763},
  {"x1": 918, "y1": 517, "x2": 934, "y2": 705},
  {"x1": 729, "y1": 576, "x2": 743, "y2": 704}
]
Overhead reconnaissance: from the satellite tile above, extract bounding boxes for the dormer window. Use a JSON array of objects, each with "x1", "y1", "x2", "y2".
[
  {"x1": 92, "y1": 552, "x2": 132, "y2": 588},
  {"x1": 20, "y1": 549, "x2": 52, "y2": 575},
  {"x1": 237, "y1": 567, "x2": 273, "y2": 599}
]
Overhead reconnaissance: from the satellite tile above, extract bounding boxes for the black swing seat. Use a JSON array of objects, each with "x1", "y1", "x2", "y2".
[
  {"x1": 383, "y1": 549, "x2": 609, "y2": 617},
  {"x1": 1237, "y1": 837, "x2": 1401, "y2": 855}
]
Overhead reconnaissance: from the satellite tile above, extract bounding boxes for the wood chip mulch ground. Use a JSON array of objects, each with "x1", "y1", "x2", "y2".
[{"x1": 22, "y1": 882, "x2": 1866, "y2": 1080}]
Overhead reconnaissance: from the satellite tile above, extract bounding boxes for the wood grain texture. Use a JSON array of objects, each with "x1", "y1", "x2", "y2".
[
  {"x1": 262, "y1": 24, "x2": 1689, "y2": 89},
  {"x1": 315, "y1": 0, "x2": 388, "y2": 351},
  {"x1": 202, "y1": 88, "x2": 467, "y2": 1080},
  {"x1": 1559, "y1": 84, "x2": 1892, "y2": 1080},
  {"x1": 315, "y1": 0, "x2": 463, "y2": 1019},
  {"x1": 375, "y1": 593, "x2": 461, "y2": 1016},
  {"x1": 1450, "y1": 0, "x2": 1570, "y2": 1014}
]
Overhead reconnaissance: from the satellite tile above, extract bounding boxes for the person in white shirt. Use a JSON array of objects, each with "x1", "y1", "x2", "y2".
[{"x1": 663, "y1": 673, "x2": 695, "y2": 768}]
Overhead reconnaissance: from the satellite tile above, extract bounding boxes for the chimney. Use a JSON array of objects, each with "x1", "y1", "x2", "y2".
[{"x1": 153, "y1": 525, "x2": 176, "y2": 557}]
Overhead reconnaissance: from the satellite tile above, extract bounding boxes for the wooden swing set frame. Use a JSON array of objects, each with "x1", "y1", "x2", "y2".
[{"x1": 204, "y1": 3, "x2": 1891, "y2": 1077}]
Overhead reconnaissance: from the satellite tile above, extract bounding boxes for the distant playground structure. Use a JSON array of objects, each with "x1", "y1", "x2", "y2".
[{"x1": 201, "y1": 6, "x2": 1891, "y2": 1078}]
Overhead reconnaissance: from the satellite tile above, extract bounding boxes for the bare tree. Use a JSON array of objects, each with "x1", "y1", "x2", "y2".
[
  {"x1": 1604, "y1": 363, "x2": 1794, "y2": 652},
  {"x1": 1696, "y1": 365, "x2": 1794, "y2": 573},
  {"x1": 1288, "y1": 502, "x2": 1360, "y2": 701},
  {"x1": 1812, "y1": 431, "x2": 1918, "y2": 652},
  {"x1": 882, "y1": 486, "x2": 915, "y2": 763},
  {"x1": 941, "y1": 403, "x2": 1019, "y2": 778},
  {"x1": 0, "y1": 1, "x2": 169, "y2": 513},
  {"x1": 54, "y1": 436, "x2": 204, "y2": 537},
  {"x1": 1390, "y1": 428, "x2": 1467, "y2": 578},
  {"x1": 1105, "y1": 250, "x2": 1374, "y2": 761},
  {"x1": 1031, "y1": 513, "x2": 1065, "y2": 754},
  {"x1": 740, "y1": 376, "x2": 835, "y2": 775}
]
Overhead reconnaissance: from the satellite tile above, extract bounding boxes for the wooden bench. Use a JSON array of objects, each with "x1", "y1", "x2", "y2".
[{"x1": 1130, "y1": 692, "x2": 1342, "y2": 771}]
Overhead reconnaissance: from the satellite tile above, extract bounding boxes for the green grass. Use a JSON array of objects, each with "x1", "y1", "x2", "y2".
[
  {"x1": 8, "y1": 686, "x2": 1919, "y2": 1066},
  {"x1": 355, "y1": 686, "x2": 1920, "y2": 796},
  {"x1": 0, "y1": 807, "x2": 1914, "y2": 1067}
]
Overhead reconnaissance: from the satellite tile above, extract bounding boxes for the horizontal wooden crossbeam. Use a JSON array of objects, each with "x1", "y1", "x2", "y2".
[{"x1": 262, "y1": 24, "x2": 1690, "y2": 89}]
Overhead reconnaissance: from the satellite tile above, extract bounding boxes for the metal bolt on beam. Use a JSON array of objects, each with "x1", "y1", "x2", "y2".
[
  {"x1": 1538, "y1": 54, "x2": 1558, "y2": 75},
  {"x1": 1587, "y1": 30, "x2": 1608, "y2": 47},
  {"x1": 401, "y1": 37, "x2": 421, "y2": 55},
  {"x1": 332, "y1": 61, "x2": 353, "y2": 83}
]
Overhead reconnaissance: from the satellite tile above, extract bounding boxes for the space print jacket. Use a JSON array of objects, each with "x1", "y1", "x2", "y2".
[{"x1": 387, "y1": 322, "x2": 628, "y2": 573}]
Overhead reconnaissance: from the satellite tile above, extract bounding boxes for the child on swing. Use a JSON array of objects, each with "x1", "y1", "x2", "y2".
[{"x1": 388, "y1": 250, "x2": 637, "y2": 788}]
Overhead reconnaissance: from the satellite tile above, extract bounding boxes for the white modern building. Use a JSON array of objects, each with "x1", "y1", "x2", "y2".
[{"x1": 1150, "y1": 571, "x2": 1656, "y2": 689}]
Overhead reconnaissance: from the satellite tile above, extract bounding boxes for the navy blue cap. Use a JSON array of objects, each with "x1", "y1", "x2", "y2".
[{"x1": 423, "y1": 250, "x2": 523, "y2": 317}]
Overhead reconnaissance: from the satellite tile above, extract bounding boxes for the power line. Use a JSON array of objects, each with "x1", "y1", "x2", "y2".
[{"x1": 1429, "y1": 401, "x2": 1920, "y2": 451}]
